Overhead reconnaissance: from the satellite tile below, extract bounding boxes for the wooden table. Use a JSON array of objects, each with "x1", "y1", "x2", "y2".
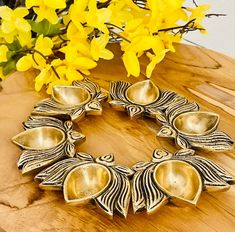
[{"x1": 0, "y1": 44, "x2": 235, "y2": 232}]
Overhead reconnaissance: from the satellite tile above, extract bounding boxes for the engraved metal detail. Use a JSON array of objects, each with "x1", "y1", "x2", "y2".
[
  {"x1": 12, "y1": 116, "x2": 86, "y2": 174},
  {"x1": 132, "y1": 148, "x2": 235, "y2": 215},
  {"x1": 109, "y1": 80, "x2": 178, "y2": 119},
  {"x1": 35, "y1": 153, "x2": 134, "y2": 218},
  {"x1": 156, "y1": 98, "x2": 234, "y2": 151},
  {"x1": 32, "y1": 78, "x2": 108, "y2": 121}
]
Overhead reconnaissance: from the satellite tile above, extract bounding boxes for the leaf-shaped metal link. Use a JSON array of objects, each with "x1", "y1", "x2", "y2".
[
  {"x1": 126, "y1": 105, "x2": 145, "y2": 119},
  {"x1": 132, "y1": 161, "x2": 152, "y2": 172},
  {"x1": 96, "y1": 90, "x2": 108, "y2": 102},
  {"x1": 73, "y1": 78, "x2": 99, "y2": 99},
  {"x1": 113, "y1": 165, "x2": 135, "y2": 177},
  {"x1": 142, "y1": 164, "x2": 168, "y2": 214},
  {"x1": 175, "y1": 155, "x2": 234, "y2": 189},
  {"x1": 157, "y1": 125, "x2": 176, "y2": 138},
  {"x1": 75, "y1": 152, "x2": 94, "y2": 162},
  {"x1": 115, "y1": 174, "x2": 131, "y2": 218},
  {"x1": 96, "y1": 154, "x2": 115, "y2": 166},
  {"x1": 35, "y1": 158, "x2": 87, "y2": 190},
  {"x1": 95, "y1": 168, "x2": 121, "y2": 217},
  {"x1": 85, "y1": 99, "x2": 102, "y2": 113},
  {"x1": 18, "y1": 142, "x2": 68, "y2": 174},
  {"x1": 186, "y1": 131, "x2": 234, "y2": 151},
  {"x1": 23, "y1": 116, "x2": 64, "y2": 131},
  {"x1": 109, "y1": 81, "x2": 131, "y2": 103},
  {"x1": 174, "y1": 149, "x2": 195, "y2": 156},
  {"x1": 176, "y1": 135, "x2": 191, "y2": 149},
  {"x1": 132, "y1": 169, "x2": 146, "y2": 213},
  {"x1": 146, "y1": 90, "x2": 177, "y2": 112},
  {"x1": 152, "y1": 149, "x2": 173, "y2": 162}
]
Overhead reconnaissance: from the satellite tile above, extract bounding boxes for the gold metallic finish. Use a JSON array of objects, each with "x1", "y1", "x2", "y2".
[
  {"x1": 125, "y1": 80, "x2": 160, "y2": 105},
  {"x1": 154, "y1": 160, "x2": 202, "y2": 205},
  {"x1": 12, "y1": 127, "x2": 65, "y2": 150},
  {"x1": 33, "y1": 78, "x2": 108, "y2": 122},
  {"x1": 173, "y1": 111, "x2": 219, "y2": 136},
  {"x1": 35, "y1": 153, "x2": 134, "y2": 218},
  {"x1": 52, "y1": 86, "x2": 91, "y2": 106},
  {"x1": 109, "y1": 80, "x2": 178, "y2": 119},
  {"x1": 12, "y1": 116, "x2": 86, "y2": 174},
  {"x1": 132, "y1": 149, "x2": 235, "y2": 215},
  {"x1": 64, "y1": 163, "x2": 111, "y2": 205},
  {"x1": 156, "y1": 97, "x2": 233, "y2": 151}
]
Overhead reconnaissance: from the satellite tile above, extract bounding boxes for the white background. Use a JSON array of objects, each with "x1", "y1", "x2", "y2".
[{"x1": 184, "y1": 0, "x2": 235, "y2": 58}]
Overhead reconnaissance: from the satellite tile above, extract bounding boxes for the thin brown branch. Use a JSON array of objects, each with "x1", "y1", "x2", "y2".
[
  {"x1": 108, "y1": 29, "x2": 131, "y2": 43},
  {"x1": 192, "y1": 0, "x2": 198, "y2": 7},
  {"x1": 153, "y1": 19, "x2": 205, "y2": 36},
  {"x1": 205, "y1": 13, "x2": 226, "y2": 18}
]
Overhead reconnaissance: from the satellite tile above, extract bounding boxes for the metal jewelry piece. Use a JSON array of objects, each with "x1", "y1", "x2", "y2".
[
  {"x1": 32, "y1": 78, "x2": 108, "y2": 122},
  {"x1": 109, "y1": 80, "x2": 178, "y2": 119},
  {"x1": 12, "y1": 116, "x2": 86, "y2": 174},
  {"x1": 156, "y1": 97, "x2": 234, "y2": 151},
  {"x1": 132, "y1": 148, "x2": 235, "y2": 215},
  {"x1": 35, "y1": 153, "x2": 134, "y2": 218}
]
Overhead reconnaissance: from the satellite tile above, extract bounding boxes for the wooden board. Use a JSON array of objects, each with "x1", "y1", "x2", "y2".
[{"x1": 0, "y1": 44, "x2": 235, "y2": 232}]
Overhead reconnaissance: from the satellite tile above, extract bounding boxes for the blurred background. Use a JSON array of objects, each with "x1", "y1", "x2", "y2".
[{"x1": 184, "y1": 0, "x2": 235, "y2": 57}]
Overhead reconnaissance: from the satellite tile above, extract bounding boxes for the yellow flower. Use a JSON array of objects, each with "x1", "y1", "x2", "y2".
[
  {"x1": 0, "y1": 45, "x2": 8, "y2": 62},
  {"x1": 66, "y1": 22, "x2": 92, "y2": 42},
  {"x1": 85, "y1": 0, "x2": 112, "y2": 34},
  {"x1": 16, "y1": 35, "x2": 53, "y2": 72},
  {"x1": 0, "y1": 67, "x2": 6, "y2": 80},
  {"x1": 122, "y1": 51, "x2": 140, "y2": 77},
  {"x1": 146, "y1": 50, "x2": 168, "y2": 78},
  {"x1": 69, "y1": 0, "x2": 88, "y2": 27},
  {"x1": 16, "y1": 54, "x2": 33, "y2": 71},
  {"x1": 1, "y1": 0, "x2": 210, "y2": 92},
  {"x1": 0, "y1": 6, "x2": 31, "y2": 45},
  {"x1": 35, "y1": 67, "x2": 51, "y2": 92},
  {"x1": 35, "y1": 35, "x2": 54, "y2": 56},
  {"x1": 25, "y1": 0, "x2": 66, "y2": 24},
  {"x1": 33, "y1": 35, "x2": 54, "y2": 67},
  {"x1": 34, "y1": 59, "x2": 63, "y2": 92},
  {"x1": 66, "y1": 66, "x2": 84, "y2": 82},
  {"x1": 159, "y1": 33, "x2": 181, "y2": 52},
  {"x1": 187, "y1": 4, "x2": 211, "y2": 26},
  {"x1": 60, "y1": 43, "x2": 97, "y2": 70},
  {"x1": 91, "y1": 34, "x2": 114, "y2": 61},
  {"x1": 108, "y1": 1, "x2": 133, "y2": 28}
]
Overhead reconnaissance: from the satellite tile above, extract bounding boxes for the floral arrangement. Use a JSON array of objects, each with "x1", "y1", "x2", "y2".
[{"x1": 0, "y1": 0, "x2": 214, "y2": 93}]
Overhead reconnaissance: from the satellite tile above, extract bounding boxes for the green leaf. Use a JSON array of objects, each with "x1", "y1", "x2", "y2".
[
  {"x1": 7, "y1": 40, "x2": 22, "y2": 51},
  {"x1": 7, "y1": 51, "x2": 16, "y2": 60},
  {"x1": 28, "y1": 19, "x2": 61, "y2": 36},
  {"x1": 2, "y1": 59, "x2": 17, "y2": 76}
]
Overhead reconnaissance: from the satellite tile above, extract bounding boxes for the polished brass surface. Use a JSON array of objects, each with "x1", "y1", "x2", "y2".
[
  {"x1": 12, "y1": 127, "x2": 65, "y2": 150},
  {"x1": 132, "y1": 149, "x2": 234, "y2": 215},
  {"x1": 11, "y1": 79, "x2": 235, "y2": 218},
  {"x1": 33, "y1": 78, "x2": 108, "y2": 121},
  {"x1": 156, "y1": 97, "x2": 233, "y2": 151},
  {"x1": 52, "y1": 86, "x2": 91, "y2": 106},
  {"x1": 110, "y1": 80, "x2": 233, "y2": 150},
  {"x1": 109, "y1": 80, "x2": 177, "y2": 119},
  {"x1": 64, "y1": 163, "x2": 111, "y2": 204},
  {"x1": 12, "y1": 116, "x2": 85, "y2": 174},
  {"x1": 173, "y1": 111, "x2": 219, "y2": 136},
  {"x1": 154, "y1": 160, "x2": 202, "y2": 205},
  {"x1": 125, "y1": 80, "x2": 160, "y2": 105},
  {"x1": 35, "y1": 153, "x2": 134, "y2": 218}
]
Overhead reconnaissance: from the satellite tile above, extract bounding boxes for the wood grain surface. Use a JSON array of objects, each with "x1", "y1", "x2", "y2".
[{"x1": 0, "y1": 44, "x2": 235, "y2": 232}]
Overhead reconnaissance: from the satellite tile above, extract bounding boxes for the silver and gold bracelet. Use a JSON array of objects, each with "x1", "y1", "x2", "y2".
[{"x1": 12, "y1": 78, "x2": 235, "y2": 218}]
